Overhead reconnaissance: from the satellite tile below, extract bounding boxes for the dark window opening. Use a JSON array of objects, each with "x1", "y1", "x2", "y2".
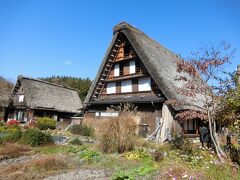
[
  {"x1": 124, "y1": 43, "x2": 130, "y2": 57},
  {"x1": 183, "y1": 119, "x2": 198, "y2": 134},
  {"x1": 119, "y1": 63, "x2": 124, "y2": 76}
]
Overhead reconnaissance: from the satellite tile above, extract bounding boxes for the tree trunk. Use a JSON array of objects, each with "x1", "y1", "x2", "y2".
[
  {"x1": 213, "y1": 120, "x2": 226, "y2": 157},
  {"x1": 207, "y1": 110, "x2": 226, "y2": 162}
]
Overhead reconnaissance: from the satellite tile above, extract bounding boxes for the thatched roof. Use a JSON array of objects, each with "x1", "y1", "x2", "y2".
[
  {"x1": 13, "y1": 76, "x2": 82, "y2": 113},
  {"x1": 0, "y1": 91, "x2": 11, "y2": 108},
  {"x1": 85, "y1": 22, "x2": 204, "y2": 111}
]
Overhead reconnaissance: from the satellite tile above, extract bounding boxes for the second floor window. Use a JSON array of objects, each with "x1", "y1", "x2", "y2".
[
  {"x1": 114, "y1": 64, "x2": 120, "y2": 77},
  {"x1": 106, "y1": 82, "x2": 116, "y2": 94},
  {"x1": 138, "y1": 77, "x2": 151, "y2": 91},
  {"x1": 121, "y1": 80, "x2": 132, "y2": 93},
  {"x1": 129, "y1": 61, "x2": 136, "y2": 74},
  {"x1": 18, "y1": 95, "x2": 24, "y2": 102}
]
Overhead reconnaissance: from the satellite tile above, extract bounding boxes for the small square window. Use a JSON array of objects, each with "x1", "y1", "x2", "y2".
[{"x1": 19, "y1": 95, "x2": 24, "y2": 102}]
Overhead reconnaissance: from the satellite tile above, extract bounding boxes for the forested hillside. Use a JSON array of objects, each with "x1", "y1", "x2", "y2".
[
  {"x1": 40, "y1": 76, "x2": 92, "y2": 101},
  {"x1": 0, "y1": 76, "x2": 14, "y2": 92}
]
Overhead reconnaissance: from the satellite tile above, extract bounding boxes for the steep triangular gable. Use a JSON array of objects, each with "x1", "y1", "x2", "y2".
[
  {"x1": 85, "y1": 22, "x2": 204, "y2": 111},
  {"x1": 85, "y1": 32, "x2": 164, "y2": 104}
]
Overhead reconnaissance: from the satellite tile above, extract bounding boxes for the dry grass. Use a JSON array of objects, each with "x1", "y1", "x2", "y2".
[
  {"x1": 0, "y1": 155, "x2": 69, "y2": 179},
  {"x1": 30, "y1": 156, "x2": 67, "y2": 171},
  {"x1": 0, "y1": 163, "x2": 32, "y2": 180},
  {"x1": 7, "y1": 171, "x2": 32, "y2": 180},
  {"x1": 0, "y1": 163, "x2": 25, "y2": 174},
  {"x1": 98, "y1": 104, "x2": 137, "y2": 153},
  {"x1": 83, "y1": 117, "x2": 109, "y2": 135},
  {"x1": 135, "y1": 138, "x2": 161, "y2": 149},
  {"x1": 0, "y1": 143, "x2": 31, "y2": 160}
]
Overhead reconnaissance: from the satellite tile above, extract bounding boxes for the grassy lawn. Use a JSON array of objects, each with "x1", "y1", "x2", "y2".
[
  {"x1": 0, "y1": 123, "x2": 239, "y2": 180},
  {"x1": 0, "y1": 140, "x2": 240, "y2": 180}
]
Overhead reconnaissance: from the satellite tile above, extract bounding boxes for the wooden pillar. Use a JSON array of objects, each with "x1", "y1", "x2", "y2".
[
  {"x1": 160, "y1": 104, "x2": 174, "y2": 142},
  {"x1": 160, "y1": 104, "x2": 182, "y2": 142}
]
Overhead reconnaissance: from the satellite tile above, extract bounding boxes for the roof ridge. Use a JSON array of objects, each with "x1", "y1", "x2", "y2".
[
  {"x1": 18, "y1": 75, "x2": 77, "y2": 91},
  {"x1": 113, "y1": 22, "x2": 180, "y2": 61}
]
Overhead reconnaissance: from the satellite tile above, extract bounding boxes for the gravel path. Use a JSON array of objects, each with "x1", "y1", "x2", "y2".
[{"x1": 44, "y1": 169, "x2": 111, "y2": 180}]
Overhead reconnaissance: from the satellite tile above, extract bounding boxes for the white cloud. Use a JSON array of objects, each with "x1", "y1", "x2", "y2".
[{"x1": 61, "y1": 60, "x2": 72, "y2": 65}]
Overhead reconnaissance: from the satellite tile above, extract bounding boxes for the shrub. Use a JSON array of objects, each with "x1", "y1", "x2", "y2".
[
  {"x1": 0, "y1": 126, "x2": 7, "y2": 132},
  {"x1": 125, "y1": 149, "x2": 148, "y2": 160},
  {"x1": 135, "y1": 165, "x2": 156, "y2": 176},
  {"x1": 4, "y1": 129, "x2": 22, "y2": 142},
  {"x1": 152, "y1": 149, "x2": 164, "y2": 162},
  {"x1": 80, "y1": 149, "x2": 100, "y2": 161},
  {"x1": 112, "y1": 165, "x2": 156, "y2": 180},
  {"x1": 68, "y1": 124, "x2": 81, "y2": 134},
  {"x1": 229, "y1": 145, "x2": 240, "y2": 165},
  {"x1": 81, "y1": 124, "x2": 94, "y2": 136},
  {"x1": 20, "y1": 129, "x2": 53, "y2": 146},
  {"x1": 170, "y1": 135, "x2": 193, "y2": 155},
  {"x1": 6, "y1": 120, "x2": 19, "y2": 127},
  {"x1": 98, "y1": 104, "x2": 137, "y2": 153},
  {"x1": 68, "y1": 124, "x2": 94, "y2": 137},
  {"x1": 69, "y1": 138, "x2": 82, "y2": 145},
  {"x1": 67, "y1": 145, "x2": 86, "y2": 153},
  {"x1": 112, "y1": 171, "x2": 134, "y2": 180},
  {"x1": 0, "y1": 121, "x2": 4, "y2": 127},
  {"x1": 36, "y1": 117, "x2": 56, "y2": 130}
]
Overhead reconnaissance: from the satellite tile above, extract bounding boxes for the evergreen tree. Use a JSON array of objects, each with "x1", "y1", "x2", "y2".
[{"x1": 39, "y1": 76, "x2": 92, "y2": 101}]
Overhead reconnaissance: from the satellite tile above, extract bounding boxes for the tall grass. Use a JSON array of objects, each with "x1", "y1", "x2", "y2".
[
  {"x1": 31, "y1": 156, "x2": 67, "y2": 171},
  {"x1": 98, "y1": 104, "x2": 137, "y2": 153},
  {"x1": 0, "y1": 144, "x2": 31, "y2": 160}
]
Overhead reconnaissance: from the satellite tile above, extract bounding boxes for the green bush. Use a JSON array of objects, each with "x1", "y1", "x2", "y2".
[
  {"x1": 112, "y1": 171, "x2": 134, "y2": 180},
  {"x1": 68, "y1": 124, "x2": 94, "y2": 137},
  {"x1": 112, "y1": 165, "x2": 156, "y2": 180},
  {"x1": 229, "y1": 145, "x2": 240, "y2": 165},
  {"x1": 125, "y1": 149, "x2": 148, "y2": 160},
  {"x1": 36, "y1": 117, "x2": 56, "y2": 130},
  {"x1": 152, "y1": 149, "x2": 164, "y2": 162},
  {"x1": 80, "y1": 149, "x2": 100, "y2": 161},
  {"x1": 69, "y1": 138, "x2": 82, "y2": 145},
  {"x1": 0, "y1": 126, "x2": 7, "y2": 132},
  {"x1": 20, "y1": 129, "x2": 53, "y2": 146},
  {"x1": 0, "y1": 121, "x2": 4, "y2": 126},
  {"x1": 4, "y1": 129, "x2": 22, "y2": 142},
  {"x1": 170, "y1": 135, "x2": 193, "y2": 155},
  {"x1": 67, "y1": 145, "x2": 86, "y2": 153}
]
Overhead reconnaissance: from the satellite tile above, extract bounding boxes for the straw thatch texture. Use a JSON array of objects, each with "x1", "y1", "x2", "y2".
[
  {"x1": 13, "y1": 76, "x2": 82, "y2": 113},
  {"x1": 85, "y1": 22, "x2": 204, "y2": 111},
  {"x1": 0, "y1": 92, "x2": 10, "y2": 108}
]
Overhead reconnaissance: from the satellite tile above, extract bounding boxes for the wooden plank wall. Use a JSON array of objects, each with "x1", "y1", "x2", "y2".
[{"x1": 123, "y1": 62, "x2": 129, "y2": 75}]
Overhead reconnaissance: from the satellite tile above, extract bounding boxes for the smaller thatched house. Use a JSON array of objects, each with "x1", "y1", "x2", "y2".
[
  {"x1": 0, "y1": 91, "x2": 11, "y2": 121},
  {"x1": 9, "y1": 76, "x2": 82, "y2": 122}
]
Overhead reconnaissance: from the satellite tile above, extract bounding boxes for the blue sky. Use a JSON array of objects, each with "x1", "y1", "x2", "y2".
[{"x1": 0, "y1": 0, "x2": 239, "y2": 82}]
